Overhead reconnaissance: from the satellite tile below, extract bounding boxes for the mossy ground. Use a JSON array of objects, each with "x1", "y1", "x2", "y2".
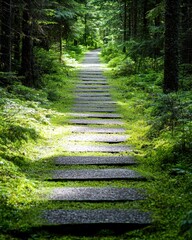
[{"x1": 0, "y1": 50, "x2": 192, "y2": 240}]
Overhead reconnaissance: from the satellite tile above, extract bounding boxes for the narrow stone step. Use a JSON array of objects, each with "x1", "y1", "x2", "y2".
[
  {"x1": 80, "y1": 81, "x2": 108, "y2": 85},
  {"x1": 71, "y1": 108, "x2": 117, "y2": 113},
  {"x1": 49, "y1": 187, "x2": 145, "y2": 201},
  {"x1": 64, "y1": 145, "x2": 132, "y2": 153},
  {"x1": 69, "y1": 113, "x2": 121, "y2": 118},
  {"x1": 76, "y1": 85, "x2": 110, "y2": 89},
  {"x1": 67, "y1": 134, "x2": 127, "y2": 143},
  {"x1": 76, "y1": 93, "x2": 111, "y2": 97},
  {"x1": 80, "y1": 77, "x2": 106, "y2": 81},
  {"x1": 75, "y1": 89, "x2": 109, "y2": 93},
  {"x1": 75, "y1": 97, "x2": 112, "y2": 101},
  {"x1": 43, "y1": 209, "x2": 151, "y2": 227},
  {"x1": 55, "y1": 156, "x2": 135, "y2": 165},
  {"x1": 73, "y1": 100, "x2": 116, "y2": 104},
  {"x1": 72, "y1": 103, "x2": 116, "y2": 107},
  {"x1": 51, "y1": 169, "x2": 143, "y2": 180},
  {"x1": 70, "y1": 126, "x2": 126, "y2": 133},
  {"x1": 69, "y1": 119, "x2": 124, "y2": 125}
]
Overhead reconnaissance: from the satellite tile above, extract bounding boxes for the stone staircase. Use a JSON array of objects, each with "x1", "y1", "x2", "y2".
[{"x1": 42, "y1": 49, "x2": 151, "y2": 233}]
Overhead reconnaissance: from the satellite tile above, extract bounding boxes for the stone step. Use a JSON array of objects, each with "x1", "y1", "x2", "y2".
[
  {"x1": 70, "y1": 126, "x2": 126, "y2": 133},
  {"x1": 72, "y1": 103, "x2": 116, "y2": 107},
  {"x1": 48, "y1": 187, "x2": 145, "y2": 201},
  {"x1": 76, "y1": 85, "x2": 110, "y2": 89},
  {"x1": 74, "y1": 97, "x2": 112, "y2": 101},
  {"x1": 73, "y1": 100, "x2": 116, "y2": 104},
  {"x1": 43, "y1": 209, "x2": 151, "y2": 227},
  {"x1": 51, "y1": 169, "x2": 143, "y2": 180},
  {"x1": 75, "y1": 89, "x2": 109, "y2": 93},
  {"x1": 71, "y1": 108, "x2": 117, "y2": 113},
  {"x1": 79, "y1": 81, "x2": 108, "y2": 85},
  {"x1": 79, "y1": 77, "x2": 107, "y2": 81},
  {"x1": 69, "y1": 119, "x2": 124, "y2": 125},
  {"x1": 76, "y1": 93, "x2": 111, "y2": 97},
  {"x1": 68, "y1": 113, "x2": 121, "y2": 118},
  {"x1": 64, "y1": 145, "x2": 132, "y2": 153},
  {"x1": 55, "y1": 156, "x2": 135, "y2": 165},
  {"x1": 67, "y1": 134, "x2": 128, "y2": 143}
]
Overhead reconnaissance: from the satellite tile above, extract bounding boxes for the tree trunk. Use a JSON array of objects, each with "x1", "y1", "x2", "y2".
[
  {"x1": 180, "y1": 0, "x2": 192, "y2": 64},
  {"x1": 20, "y1": 0, "x2": 35, "y2": 87},
  {"x1": 1, "y1": 0, "x2": 12, "y2": 72},
  {"x1": 123, "y1": 0, "x2": 128, "y2": 53},
  {"x1": 163, "y1": 0, "x2": 180, "y2": 93},
  {"x1": 13, "y1": 5, "x2": 22, "y2": 68}
]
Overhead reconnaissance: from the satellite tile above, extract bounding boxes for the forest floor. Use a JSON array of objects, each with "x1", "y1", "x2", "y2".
[{"x1": 0, "y1": 49, "x2": 191, "y2": 240}]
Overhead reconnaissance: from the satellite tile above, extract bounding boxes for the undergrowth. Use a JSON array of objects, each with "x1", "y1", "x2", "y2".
[{"x1": 101, "y1": 42, "x2": 192, "y2": 239}]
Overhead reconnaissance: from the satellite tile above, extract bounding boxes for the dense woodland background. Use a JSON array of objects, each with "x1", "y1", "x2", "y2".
[{"x1": 0, "y1": 0, "x2": 192, "y2": 239}]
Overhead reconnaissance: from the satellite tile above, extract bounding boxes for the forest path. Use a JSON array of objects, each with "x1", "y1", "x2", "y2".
[{"x1": 42, "y1": 49, "x2": 151, "y2": 233}]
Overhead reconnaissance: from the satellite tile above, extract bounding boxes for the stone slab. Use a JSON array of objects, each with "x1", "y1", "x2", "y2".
[
  {"x1": 76, "y1": 93, "x2": 111, "y2": 97},
  {"x1": 79, "y1": 77, "x2": 107, "y2": 81},
  {"x1": 73, "y1": 100, "x2": 116, "y2": 104},
  {"x1": 52, "y1": 169, "x2": 143, "y2": 180},
  {"x1": 67, "y1": 134, "x2": 127, "y2": 143},
  {"x1": 69, "y1": 113, "x2": 121, "y2": 118},
  {"x1": 71, "y1": 108, "x2": 117, "y2": 113},
  {"x1": 69, "y1": 119, "x2": 124, "y2": 125},
  {"x1": 43, "y1": 209, "x2": 151, "y2": 226},
  {"x1": 75, "y1": 89, "x2": 109, "y2": 93},
  {"x1": 75, "y1": 97, "x2": 112, "y2": 101},
  {"x1": 80, "y1": 82, "x2": 108, "y2": 85},
  {"x1": 70, "y1": 126, "x2": 126, "y2": 133},
  {"x1": 55, "y1": 156, "x2": 135, "y2": 165},
  {"x1": 76, "y1": 85, "x2": 110, "y2": 89},
  {"x1": 49, "y1": 187, "x2": 145, "y2": 201}
]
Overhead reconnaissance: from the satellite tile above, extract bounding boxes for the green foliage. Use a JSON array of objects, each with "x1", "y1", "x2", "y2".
[{"x1": 180, "y1": 210, "x2": 192, "y2": 239}]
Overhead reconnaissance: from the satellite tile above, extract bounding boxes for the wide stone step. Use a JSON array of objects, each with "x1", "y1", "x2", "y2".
[
  {"x1": 71, "y1": 108, "x2": 117, "y2": 113},
  {"x1": 75, "y1": 89, "x2": 110, "y2": 93},
  {"x1": 76, "y1": 93, "x2": 111, "y2": 97},
  {"x1": 48, "y1": 187, "x2": 145, "y2": 201},
  {"x1": 73, "y1": 100, "x2": 116, "y2": 104},
  {"x1": 64, "y1": 145, "x2": 132, "y2": 153},
  {"x1": 69, "y1": 119, "x2": 124, "y2": 125},
  {"x1": 43, "y1": 209, "x2": 151, "y2": 226},
  {"x1": 68, "y1": 113, "x2": 121, "y2": 118},
  {"x1": 79, "y1": 81, "x2": 108, "y2": 85},
  {"x1": 67, "y1": 134, "x2": 127, "y2": 143},
  {"x1": 80, "y1": 75, "x2": 107, "y2": 81},
  {"x1": 76, "y1": 85, "x2": 110, "y2": 89},
  {"x1": 51, "y1": 169, "x2": 143, "y2": 180},
  {"x1": 70, "y1": 126, "x2": 126, "y2": 133},
  {"x1": 75, "y1": 97, "x2": 112, "y2": 101},
  {"x1": 55, "y1": 156, "x2": 135, "y2": 165}
]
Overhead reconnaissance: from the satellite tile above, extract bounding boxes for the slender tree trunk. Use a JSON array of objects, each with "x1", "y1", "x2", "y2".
[
  {"x1": 163, "y1": 0, "x2": 180, "y2": 93},
  {"x1": 123, "y1": 0, "x2": 127, "y2": 52},
  {"x1": 180, "y1": 0, "x2": 192, "y2": 64},
  {"x1": 1, "y1": 0, "x2": 12, "y2": 72},
  {"x1": 20, "y1": 0, "x2": 35, "y2": 87},
  {"x1": 13, "y1": 6, "x2": 22, "y2": 68}
]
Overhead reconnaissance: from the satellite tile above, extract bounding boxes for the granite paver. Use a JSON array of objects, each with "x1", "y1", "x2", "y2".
[
  {"x1": 67, "y1": 134, "x2": 127, "y2": 143},
  {"x1": 71, "y1": 108, "x2": 117, "y2": 113},
  {"x1": 49, "y1": 187, "x2": 145, "y2": 201},
  {"x1": 43, "y1": 209, "x2": 151, "y2": 225},
  {"x1": 70, "y1": 126, "x2": 126, "y2": 133},
  {"x1": 52, "y1": 169, "x2": 144, "y2": 180},
  {"x1": 69, "y1": 119, "x2": 124, "y2": 125},
  {"x1": 69, "y1": 113, "x2": 121, "y2": 118},
  {"x1": 55, "y1": 156, "x2": 135, "y2": 165},
  {"x1": 64, "y1": 145, "x2": 132, "y2": 153}
]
